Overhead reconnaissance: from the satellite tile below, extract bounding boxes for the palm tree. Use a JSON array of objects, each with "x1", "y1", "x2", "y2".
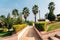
[
  {"x1": 12, "y1": 9, "x2": 19, "y2": 18},
  {"x1": 22, "y1": 7, "x2": 30, "y2": 22},
  {"x1": 32, "y1": 5, "x2": 38, "y2": 22},
  {"x1": 48, "y1": 2, "x2": 55, "y2": 21},
  {"x1": 0, "y1": 15, "x2": 5, "y2": 28},
  {"x1": 0, "y1": 15, "x2": 5, "y2": 22},
  {"x1": 5, "y1": 13, "x2": 13, "y2": 30}
]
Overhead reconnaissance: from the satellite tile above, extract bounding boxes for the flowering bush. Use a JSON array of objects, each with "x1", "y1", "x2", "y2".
[{"x1": 13, "y1": 24, "x2": 27, "y2": 33}]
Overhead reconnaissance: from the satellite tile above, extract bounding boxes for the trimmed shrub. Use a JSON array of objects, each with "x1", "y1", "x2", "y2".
[
  {"x1": 13, "y1": 24, "x2": 27, "y2": 33},
  {"x1": 26, "y1": 21, "x2": 33, "y2": 26},
  {"x1": 3, "y1": 28, "x2": 8, "y2": 32},
  {"x1": 35, "y1": 22, "x2": 47, "y2": 31}
]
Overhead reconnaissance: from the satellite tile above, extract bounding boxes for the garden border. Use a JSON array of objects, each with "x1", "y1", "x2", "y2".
[{"x1": 34, "y1": 26, "x2": 60, "y2": 39}]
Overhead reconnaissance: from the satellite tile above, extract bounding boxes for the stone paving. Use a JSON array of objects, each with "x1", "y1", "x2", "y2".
[
  {"x1": 20, "y1": 26, "x2": 41, "y2": 40},
  {"x1": 20, "y1": 26, "x2": 60, "y2": 40}
]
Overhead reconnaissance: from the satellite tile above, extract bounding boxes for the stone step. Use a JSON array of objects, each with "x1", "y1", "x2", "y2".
[
  {"x1": 51, "y1": 37, "x2": 59, "y2": 40},
  {"x1": 48, "y1": 37, "x2": 53, "y2": 40},
  {"x1": 54, "y1": 34, "x2": 60, "y2": 39},
  {"x1": 44, "y1": 37, "x2": 60, "y2": 40}
]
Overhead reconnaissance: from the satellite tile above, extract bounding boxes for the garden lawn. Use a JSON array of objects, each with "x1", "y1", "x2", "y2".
[{"x1": 47, "y1": 23, "x2": 60, "y2": 32}]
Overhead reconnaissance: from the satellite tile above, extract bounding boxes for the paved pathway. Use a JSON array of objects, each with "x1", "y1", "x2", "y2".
[
  {"x1": 19, "y1": 26, "x2": 60, "y2": 40},
  {"x1": 20, "y1": 26, "x2": 41, "y2": 40}
]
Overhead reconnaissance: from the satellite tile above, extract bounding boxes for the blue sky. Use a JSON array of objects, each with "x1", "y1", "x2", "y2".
[{"x1": 0, "y1": 0, "x2": 60, "y2": 21}]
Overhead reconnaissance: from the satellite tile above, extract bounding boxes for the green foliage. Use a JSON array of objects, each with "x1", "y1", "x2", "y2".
[
  {"x1": 0, "y1": 15, "x2": 6, "y2": 28},
  {"x1": 22, "y1": 7, "x2": 30, "y2": 22},
  {"x1": 32, "y1": 5, "x2": 38, "y2": 22},
  {"x1": 0, "y1": 27, "x2": 15, "y2": 37},
  {"x1": 57, "y1": 14, "x2": 60, "y2": 21},
  {"x1": 0, "y1": 15, "x2": 5, "y2": 19},
  {"x1": 48, "y1": 2, "x2": 55, "y2": 12},
  {"x1": 0, "y1": 30, "x2": 15, "y2": 37},
  {"x1": 35, "y1": 22, "x2": 46, "y2": 31},
  {"x1": 12, "y1": 9, "x2": 19, "y2": 18},
  {"x1": 26, "y1": 21, "x2": 33, "y2": 26},
  {"x1": 47, "y1": 23, "x2": 60, "y2": 32},
  {"x1": 16, "y1": 13, "x2": 23, "y2": 24},
  {"x1": 4, "y1": 13, "x2": 13, "y2": 29},
  {"x1": 0, "y1": 28, "x2": 3, "y2": 32},
  {"x1": 48, "y1": 2, "x2": 56, "y2": 21},
  {"x1": 48, "y1": 13, "x2": 56, "y2": 21},
  {"x1": 13, "y1": 24, "x2": 27, "y2": 33},
  {"x1": 32, "y1": 5, "x2": 38, "y2": 14},
  {"x1": 45, "y1": 13, "x2": 48, "y2": 19},
  {"x1": 4, "y1": 30, "x2": 15, "y2": 36}
]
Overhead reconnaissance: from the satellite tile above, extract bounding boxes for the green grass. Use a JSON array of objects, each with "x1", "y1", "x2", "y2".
[{"x1": 47, "y1": 23, "x2": 60, "y2": 32}]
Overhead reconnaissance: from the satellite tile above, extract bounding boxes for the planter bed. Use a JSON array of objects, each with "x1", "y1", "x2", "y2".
[
  {"x1": 34, "y1": 27, "x2": 60, "y2": 40},
  {"x1": 47, "y1": 22, "x2": 60, "y2": 32},
  {"x1": 0, "y1": 30, "x2": 15, "y2": 38}
]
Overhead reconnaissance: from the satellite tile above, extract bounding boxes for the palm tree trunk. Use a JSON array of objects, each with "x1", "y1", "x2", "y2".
[
  {"x1": 25, "y1": 18, "x2": 27, "y2": 22},
  {"x1": 25, "y1": 19, "x2": 26, "y2": 22},
  {"x1": 34, "y1": 14, "x2": 36, "y2": 26},
  {"x1": 35, "y1": 14, "x2": 36, "y2": 22}
]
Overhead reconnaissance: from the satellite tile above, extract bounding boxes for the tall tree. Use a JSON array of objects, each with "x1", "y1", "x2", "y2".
[
  {"x1": 48, "y1": 2, "x2": 56, "y2": 21},
  {"x1": 16, "y1": 13, "x2": 22, "y2": 24},
  {"x1": 5, "y1": 13, "x2": 13, "y2": 30},
  {"x1": 57, "y1": 14, "x2": 60, "y2": 21},
  {"x1": 0, "y1": 15, "x2": 5, "y2": 22},
  {"x1": 22, "y1": 7, "x2": 30, "y2": 22},
  {"x1": 0, "y1": 15, "x2": 5, "y2": 28},
  {"x1": 12, "y1": 9, "x2": 19, "y2": 18},
  {"x1": 32, "y1": 5, "x2": 38, "y2": 22}
]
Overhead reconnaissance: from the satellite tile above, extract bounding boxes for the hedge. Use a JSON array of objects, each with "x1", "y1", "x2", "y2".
[
  {"x1": 13, "y1": 24, "x2": 27, "y2": 33},
  {"x1": 26, "y1": 21, "x2": 33, "y2": 26},
  {"x1": 35, "y1": 22, "x2": 47, "y2": 31}
]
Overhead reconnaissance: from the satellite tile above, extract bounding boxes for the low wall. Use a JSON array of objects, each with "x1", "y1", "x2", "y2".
[
  {"x1": 34, "y1": 27, "x2": 60, "y2": 39},
  {"x1": 18, "y1": 26, "x2": 29, "y2": 40}
]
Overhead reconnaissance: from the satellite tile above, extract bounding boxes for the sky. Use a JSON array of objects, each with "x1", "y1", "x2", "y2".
[{"x1": 0, "y1": 0, "x2": 60, "y2": 21}]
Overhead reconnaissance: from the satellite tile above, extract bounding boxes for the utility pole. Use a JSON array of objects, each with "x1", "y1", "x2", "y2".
[{"x1": 39, "y1": 10, "x2": 40, "y2": 19}]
